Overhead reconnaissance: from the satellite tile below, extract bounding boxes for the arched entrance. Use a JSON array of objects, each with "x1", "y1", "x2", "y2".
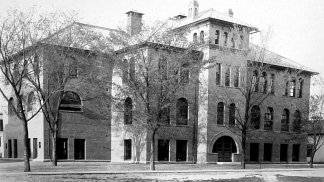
[{"x1": 212, "y1": 136, "x2": 237, "y2": 162}]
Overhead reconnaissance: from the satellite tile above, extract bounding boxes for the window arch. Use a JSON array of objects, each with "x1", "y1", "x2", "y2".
[
  {"x1": 59, "y1": 91, "x2": 82, "y2": 112},
  {"x1": 215, "y1": 30, "x2": 220, "y2": 45},
  {"x1": 260, "y1": 72, "x2": 267, "y2": 93},
  {"x1": 251, "y1": 105, "x2": 260, "y2": 129},
  {"x1": 124, "y1": 97, "x2": 132, "y2": 124},
  {"x1": 281, "y1": 109, "x2": 290, "y2": 131},
  {"x1": 223, "y1": 32, "x2": 228, "y2": 46},
  {"x1": 293, "y1": 110, "x2": 302, "y2": 132},
  {"x1": 229, "y1": 103, "x2": 236, "y2": 126},
  {"x1": 176, "y1": 98, "x2": 188, "y2": 125},
  {"x1": 200, "y1": 31, "x2": 205, "y2": 43},
  {"x1": 217, "y1": 102, "x2": 224, "y2": 125},
  {"x1": 193, "y1": 33, "x2": 198, "y2": 43},
  {"x1": 264, "y1": 107, "x2": 273, "y2": 130},
  {"x1": 27, "y1": 92, "x2": 36, "y2": 112}
]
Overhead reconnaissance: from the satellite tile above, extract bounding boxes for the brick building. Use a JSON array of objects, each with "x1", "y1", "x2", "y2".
[{"x1": 1, "y1": 0, "x2": 317, "y2": 164}]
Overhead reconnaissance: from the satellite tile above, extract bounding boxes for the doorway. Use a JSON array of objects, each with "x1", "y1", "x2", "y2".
[
  {"x1": 250, "y1": 143, "x2": 259, "y2": 162},
  {"x1": 280, "y1": 144, "x2": 288, "y2": 162},
  {"x1": 176, "y1": 140, "x2": 187, "y2": 161},
  {"x1": 158, "y1": 139, "x2": 169, "y2": 161},
  {"x1": 57, "y1": 138, "x2": 68, "y2": 159},
  {"x1": 212, "y1": 136, "x2": 237, "y2": 162},
  {"x1": 74, "y1": 139, "x2": 85, "y2": 160},
  {"x1": 292, "y1": 144, "x2": 300, "y2": 162}
]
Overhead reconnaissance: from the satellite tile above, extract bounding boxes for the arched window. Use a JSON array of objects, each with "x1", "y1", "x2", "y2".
[
  {"x1": 269, "y1": 74, "x2": 275, "y2": 93},
  {"x1": 193, "y1": 33, "x2": 198, "y2": 43},
  {"x1": 215, "y1": 30, "x2": 220, "y2": 45},
  {"x1": 27, "y1": 92, "x2": 36, "y2": 112},
  {"x1": 290, "y1": 78, "x2": 296, "y2": 97},
  {"x1": 200, "y1": 31, "x2": 205, "y2": 43},
  {"x1": 223, "y1": 32, "x2": 228, "y2": 46},
  {"x1": 124, "y1": 97, "x2": 132, "y2": 124},
  {"x1": 217, "y1": 102, "x2": 224, "y2": 125},
  {"x1": 297, "y1": 78, "x2": 303, "y2": 98},
  {"x1": 252, "y1": 70, "x2": 259, "y2": 92},
  {"x1": 283, "y1": 80, "x2": 289, "y2": 96},
  {"x1": 239, "y1": 35, "x2": 244, "y2": 49},
  {"x1": 216, "y1": 63, "x2": 222, "y2": 85},
  {"x1": 8, "y1": 97, "x2": 14, "y2": 116},
  {"x1": 264, "y1": 107, "x2": 273, "y2": 130},
  {"x1": 176, "y1": 98, "x2": 188, "y2": 125},
  {"x1": 260, "y1": 72, "x2": 267, "y2": 93},
  {"x1": 231, "y1": 37, "x2": 235, "y2": 48},
  {"x1": 225, "y1": 66, "x2": 230, "y2": 86},
  {"x1": 233, "y1": 66, "x2": 239, "y2": 87},
  {"x1": 229, "y1": 103, "x2": 236, "y2": 126},
  {"x1": 281, "y1": 109, "x2": 290, "y2": 131},
  {"x1": 59, "y1": 91, "x2": 82, "y2": 112},
  {"x1": 251, "y1": 105, "x2": 260, "y2": 129},
  {"x1": 129, "y1": 57, "x2": 135, "y2": 81},
  {"x1": 293, "y1": 110, "x2": 301, "y2": 132}
]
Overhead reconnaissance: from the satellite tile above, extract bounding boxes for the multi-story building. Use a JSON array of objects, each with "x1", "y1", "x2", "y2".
[{"x1": 1, "y1": 0, "x2": 316, "y2": 164}]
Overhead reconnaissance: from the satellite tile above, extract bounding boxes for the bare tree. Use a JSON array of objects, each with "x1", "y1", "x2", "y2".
[
  {"x1": 110, "y1": 22, "x2": 203, "y2": 170},
  {"x1": 305, "y1": 94, "x2": 324, "y2": 168}
]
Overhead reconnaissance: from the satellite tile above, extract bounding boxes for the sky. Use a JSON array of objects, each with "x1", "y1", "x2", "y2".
[{"x1": 1, "y1": 0, "x2": 324, "y2": 93}]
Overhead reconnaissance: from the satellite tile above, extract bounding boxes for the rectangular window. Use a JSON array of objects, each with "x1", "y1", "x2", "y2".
[
  {"x1": 13, "y1": 139, "x2": 18, "y2": 158},
  {"x1": 0, "y1": 119, "x2": 3, "y2": 131},
  {"x1": 292, "y1": 144, "x2": 300, "y2": 162},
  {"x1": 225, "y1": 66, "x2": 230, "y2": 86},
  {"x1": 297, "y1": 79, "x2": 303, "y2": 98},
  {"x1": 250, "y1": 143, "x2": 259, "y2": 162},
  {"x1": 124, "y1": 139, "x2": 132, "y2": 160},
  {"x1": 8, "y1": 139, "x2": 12, "y2": 158},
  {"x1": 158, "y1": 140, "x2": 170, "y2": 161},
  {"x1": 180, "y1": 64, "x2": 189, "y2": 84},
  {"x1": 263, "y1": 143, "x2": 272, "y2": 161},
  {"x1": 283, "y1": 81, "x2": 289, "y2": 96},
  {"x1": 269, "y1": 74, "x2": 275, "y2": 94},
  {"x1": 264, "y1": 112, "x2": 273, "y2": 130},
  {"x1": 176, "y1": 140, "x2": 187, "y2": 161},
  {"x1": 216, "y1": 63, "x2": 222, "y2": 85},
  {"x1": 234, "y1": 67, "x2": 239, "y2": 87}
]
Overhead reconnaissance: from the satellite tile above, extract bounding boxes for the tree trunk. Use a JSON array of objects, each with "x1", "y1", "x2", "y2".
[
  {"x1": 241, "y1": 129, "x2": 246, "y2": 169},
  {"x1": 149, "y1": 130, "x2": 156, "y2": 171},
  {"x1": 51, "y1": 127, "x2": 58, "y2": 166},
  {"x1": 310, "y1": 152, "x2": 315, "y2": 168},
  {"x1": 22, "y1": 121, "x2": 31, "y2": 172}
]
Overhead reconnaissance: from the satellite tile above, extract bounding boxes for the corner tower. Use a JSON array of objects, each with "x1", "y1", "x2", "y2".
[{"x1": 188, "y1": 0, "x2": 199, "y2": 19}]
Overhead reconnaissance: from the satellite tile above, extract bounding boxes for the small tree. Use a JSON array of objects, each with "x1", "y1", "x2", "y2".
[
  {"x1": 305, "y1": 94, "x2": 324, "y2": 168},
  {"x1": 110, "y1": 22, "x2": 202, "y2": 170}
]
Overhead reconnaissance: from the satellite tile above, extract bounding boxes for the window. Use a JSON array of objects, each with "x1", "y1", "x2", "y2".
[
  {"x1": 129, "y1": 57, "x2": 135, "y2": 81},
  {"x1": 215, "y1": 30, "x2": 220, "y2": 44},
  {"x1": 283, "y1": 81, "x2": 289, "y2": 96},
  {"x1": 180, "y1": 64, "x2": 189, "y2": 84},
  {"x1": 251, "y1": 105, "x2": 260, "y2": 129},
  {"x1": 229, "y1": 103, "x2": 235, "y2": 126},
  {"x1": 225, "y1": 66, "x2": 230, "y2": 86},
  {"x1": 34, "y1": 53, "x2": 40, "y2": 76},
  {"x1": 252, "y1": 70, "x2": 259, "y2": 92},
  {"x1": 290, "y1": 78, "x2": 296, "y2": 97},
  {"x1": 122, "y1": 59, "x2": 128, "y2": 82},
  {"x1": 124, "y1": 139, "x2": 132, "y2": 160},
  {"x1": 217, "y1": 102, "x2": 224, "y2": 125},
  {"x1": 27, "y1": 92, "x2": 36, "y2": 113},
  {"x1": 269, "y1": 74, "x2": 275, "y2": 94},
  {"x1": 223, "y1": 32, "x2": 228, "y2": 46},
  {"x1": 176, "y1": 140, "x2": 187, "y2": 161},
  {"x1": 67, "y1": 59, "x2": 78, "y2": 78},
  {"x1": 293, "y1": 110, "x2": 301, "y2": 132},
  {"x1": 260, "y1": 72, "x2": 267, "y2": 93},
  {"x1": 216, "y1": 63, "x2": 222, "y2": 85},
  {"x1": 193, "y1": 33, "x2": 198, "y2": 43},
  {"x1": 176, "y1": 98, "x2": 188, "y2": 125},
  {"x1": 158, "y1": 57, "x2": 168, "y2": 80},
  {"x1": 264, "y1": 107, "x2": 273, "y2": 130},
  {"x1": 124, "y1": 97, "x2": 132, "y2": 125},
  {"x1": 159, "y1": 105, "x2": 170, "y2": 124},
  {"x1": 200, "y1": 31, "x2": 204, "y2": 43},
  {"x1": 297, "y1": 78, "x2": 303, "y2": 98},
  {"x1": 59, "y1": 91, "x2": 82, "y2": 112},
  {"x1": 233, "y1": 66, "x2": 239, "y2": 87},
  {"x1": 231, "y1": 37, "x2": 235, "y2": 48},
  {"x1": 281, "y1": 109, "x2": 289, "y2": 131},
  {"x1": 158, "y1": 140, "x2": 170, "y2": 161},
  {"x1": 0, "y1": 119, "x2": 3, "y2": 131},
  {"x1": 239, "y1": 35, "x2": 244, "y2": 49}
]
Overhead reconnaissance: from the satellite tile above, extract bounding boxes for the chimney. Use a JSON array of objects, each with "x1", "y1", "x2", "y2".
[
  {"x1": 126, "y1": 10, "x2": 144, "y2": 36},
  {"x1": 228, "y1": 9, "x2": 233, "y2": 17}
]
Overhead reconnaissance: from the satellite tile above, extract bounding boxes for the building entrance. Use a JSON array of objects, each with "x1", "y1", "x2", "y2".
[
  {"x1": 57, "y1": 138, "x2": 68, "y2": 159},
  {"x1": 212, "y1": 136, "x2": 237, "y2": 162},
  {"x1": 74, "y1": 139, "x2": 85, "y2": 160}
]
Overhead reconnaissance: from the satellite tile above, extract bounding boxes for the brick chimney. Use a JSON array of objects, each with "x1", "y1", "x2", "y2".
[
  {"x1": 228, "y1": 9, "x2": 233, "y2": 17},
  {"x1": 126, "y1": 10, "x2": 144, "y2": 36}
]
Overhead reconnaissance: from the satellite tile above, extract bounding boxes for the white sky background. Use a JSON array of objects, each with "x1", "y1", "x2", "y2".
[{"x1": 1, "y1": 0, "x2": 324, "y2": 94}]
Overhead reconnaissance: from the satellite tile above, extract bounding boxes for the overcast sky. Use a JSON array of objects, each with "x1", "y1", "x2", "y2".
[{"x1": 1, "y1": 0, "x2": 324, "y2": 93}]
